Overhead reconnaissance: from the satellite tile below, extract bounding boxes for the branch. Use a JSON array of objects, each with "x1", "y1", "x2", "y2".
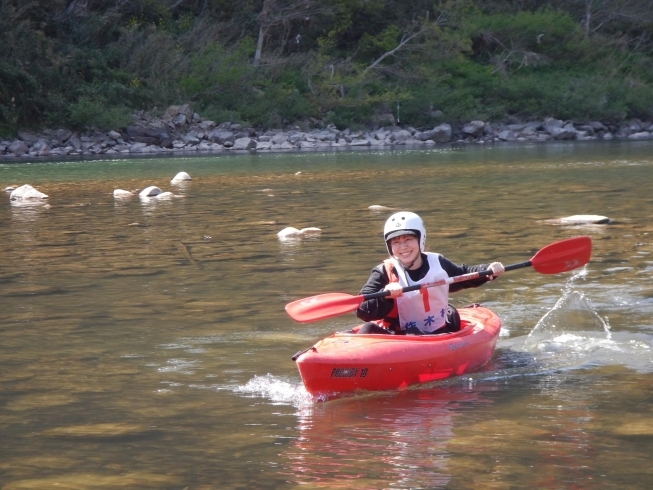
[{"x1": 363, "y1": 28, "x2": 426, "y2": 74}]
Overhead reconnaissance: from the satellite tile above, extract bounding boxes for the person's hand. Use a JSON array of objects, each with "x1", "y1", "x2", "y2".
[
  {"x1": 486, "y1": 262, "x2": 505, "y2": 280},
  {"x1": 384, "y1": 282, "x2": 403, "y2": 298}
]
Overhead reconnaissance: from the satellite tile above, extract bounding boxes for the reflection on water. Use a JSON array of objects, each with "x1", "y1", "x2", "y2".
[
  {"x1": 2, "y1": 142, "x2": 653, "y2": 489},
  {"x1": 281, "y1": 388, "x2": 486, "y2": 488}
]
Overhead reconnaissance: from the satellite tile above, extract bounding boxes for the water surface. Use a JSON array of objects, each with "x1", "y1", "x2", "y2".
[{"x1": 1, "y1": 141, "x2": 653, "y2": 489}]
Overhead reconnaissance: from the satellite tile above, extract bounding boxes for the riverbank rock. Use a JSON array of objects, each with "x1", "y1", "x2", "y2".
[
  {"x1": 9, "y1": 184, "x2": 49, "y2": 201},
  {"x1": 2, "y1": 104, "x2": 649, "y2": 160}
]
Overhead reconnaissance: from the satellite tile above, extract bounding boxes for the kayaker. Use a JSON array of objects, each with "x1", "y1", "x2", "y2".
[{"x1": 355, "y1": 211, "x2": 504, "y2": 335}]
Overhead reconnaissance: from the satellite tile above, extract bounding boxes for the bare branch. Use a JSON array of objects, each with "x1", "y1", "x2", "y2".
[{"x1": 363, "y1": 28, "x2": 425, "y2": 74}]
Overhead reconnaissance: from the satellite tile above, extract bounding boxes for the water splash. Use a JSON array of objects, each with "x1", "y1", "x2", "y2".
[
  {"x1": 232, "y1": 374, "x2": 314, "y2": 407},
  {"x1": 523, "y1": 266, "x2": 609, "y2": 351},
  {"x1": 495, "y1": 265, "x2": 653, "y2": 375}
]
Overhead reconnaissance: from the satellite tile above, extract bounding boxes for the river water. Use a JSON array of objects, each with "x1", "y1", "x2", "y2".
[{"x1": 1, "y1": 141, "x2": 653, "y2": 489}]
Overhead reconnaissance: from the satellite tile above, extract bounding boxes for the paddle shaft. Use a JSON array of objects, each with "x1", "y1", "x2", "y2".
[
  {"x1": 360, "y1": 260, "x2": 532, "y2": 301},
  {"x1": 285, "y1": 236, "x2": 591, "y2": 322}
]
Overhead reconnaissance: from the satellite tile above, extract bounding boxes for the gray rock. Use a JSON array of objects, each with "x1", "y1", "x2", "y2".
[
  {"x1": 589, "y1": 121, "x2": 607, "y2": 131},
  {"x1": 315, "y1": 131, "x2": 336, "y2": 142},
  {"x1": 628, "y1": 131, "x2": 652, "y2": 139},
  {"x1": 182, "y1": 132, "x2": 200, "y2": 144},
  {"x1": 17, "y1": 132, "x2": 39, "y2": 144},
  {"x1": 172, "y1": 114, "x2": 188, "y2": 127},
  {"x1": 52, "y1": 129, "x2": 73, "y2": 143},
  {"x1": 8, "y1": 141, "x2": 29, "y2": 156},
  {"x1": 107, "y1": 130, "x2": 122, "y2": 140},
  {"x1": 288, "y1": 133, "x2": 306, "y2": 144},
  {"x1": 389, "y1": 129, "x2": 412, "y2": 143},
  {"x1": 497, "y1": 130, "x2": 518, "y2": 141},
  {"x1": 550, "y1": 126, "x2": 576, "y2": 140},
  {"x1": 129, "y1": 142, "x2": 148, "y2": 152},
  {"x1": 233, "y1": 137, "x2": 257, "y2": 150},
  {"x1": 207, "y1": 130, "x2": 234, "y2": 144},
  {"x1": 430, "y1": 123, "x2": 452, "y2": 143},
  {"x1": 198, "y1": 120, "x2": 216, "y2": 131},
  {"x1": 576, "y1": 125, "x2": 596, "y2": 136},
  {"x1": 125, "y1": 126, "x2": 170, "y2": 145},
  {"x1": 462, "y1": 120, "x2": 485, "y2": 137},
  {"x1": 271, "y1": 132, "x2": 289, "y2": 144},
  {"x1": 543, "y1": 117, "x2": 564, "y2": 134}
]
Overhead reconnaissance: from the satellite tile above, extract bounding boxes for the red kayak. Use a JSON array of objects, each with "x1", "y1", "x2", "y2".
[{"x1": 293, "y1": 305, "x2": 501, "y2": 398}]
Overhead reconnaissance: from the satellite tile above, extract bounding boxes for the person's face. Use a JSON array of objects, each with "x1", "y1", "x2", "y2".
[{"x1": 389, "y1": 234, "x2": 420, "y2": 267}]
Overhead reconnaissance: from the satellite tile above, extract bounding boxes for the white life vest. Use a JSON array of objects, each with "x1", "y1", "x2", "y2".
[{"x1": 389, "y1": 252, "x2": 449, "y2": 332}]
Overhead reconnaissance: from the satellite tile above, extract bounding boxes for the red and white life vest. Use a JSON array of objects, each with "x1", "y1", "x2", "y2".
[{"x1": 384, "y1": 253, "x2": 449, "y2": 333}]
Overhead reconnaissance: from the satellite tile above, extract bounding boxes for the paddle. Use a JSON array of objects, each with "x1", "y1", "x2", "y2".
[{"x1": 285, "y1": 236, "x2": 592, "y2": 323}]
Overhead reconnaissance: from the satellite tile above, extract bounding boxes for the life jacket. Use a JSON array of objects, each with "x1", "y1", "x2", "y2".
[
  {"x1": 380, "y1": 254, "x2": 450, "y2": 333},
  {"x1": 379, "y1": 259, "x2": 400, "y2": 331}
]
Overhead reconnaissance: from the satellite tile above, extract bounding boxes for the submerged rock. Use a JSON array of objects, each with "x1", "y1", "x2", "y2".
[
  {"x1": 277, "y1": 227, "x2": 322, "y2": 239},
  {"x1": 368, "y1": 205, "x2": 395, "y2": 211},
  {"x1": 171, "y1": 171, "x2": 192, "y2": 183},
  {"x1": 9, "y1": 184, "x2": 49, "y2": 201},
  {"x1": 139, "y1": 186, "x2": 163, "y2": 198},
  {"x1": 113, "y1": 189, "x2": 135, "y2": 198},
  {"x1": 540, "y1": 214, "x2": 610, "y2": 225}
]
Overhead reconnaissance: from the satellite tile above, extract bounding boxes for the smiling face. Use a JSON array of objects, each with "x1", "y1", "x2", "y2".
[{"x1": 389, "y1": 234, "x2": 422, "y2": 269}]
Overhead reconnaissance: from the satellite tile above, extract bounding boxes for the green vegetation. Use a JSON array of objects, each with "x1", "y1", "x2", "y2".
[{"x1": 1, "y1": 0, "x2": 652, "y2": 136}]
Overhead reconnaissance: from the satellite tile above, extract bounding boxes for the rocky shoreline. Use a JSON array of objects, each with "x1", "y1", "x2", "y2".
[{"x1": 2, "y1": 104, "x2": 653, "y2": 160}]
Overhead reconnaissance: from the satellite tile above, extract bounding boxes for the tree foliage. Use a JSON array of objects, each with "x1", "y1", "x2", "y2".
[{"x1": 1, "y1": 0, "x2": 652, "y2": 135}]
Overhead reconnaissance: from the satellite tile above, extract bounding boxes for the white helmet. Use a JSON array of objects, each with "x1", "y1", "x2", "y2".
[{"x1": 383, "y1": 212, "x2": 426, "y2": 255}]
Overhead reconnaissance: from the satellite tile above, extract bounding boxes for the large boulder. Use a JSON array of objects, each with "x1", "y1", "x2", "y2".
[
  {"x1": 233, "y1": 137, "x2": 257, "y2": 150},
  {"x1": 430, "y1": 123, "x2": 452, "y2": 143},
  {"x1": 8, "y1": 140, "x2": 29, "y2": 156},
  {"x1": 628, "y1": 131, "x2": 652, "y2": 139},
  {"x1": 497, "y1": 130, "x2": 518, "y2": 141},
  {"x1": 462, "y1": 120, "x2": 485, "y2": 137},
  {"x1": 52, "y1": 129, "x2": 73, "y2": 143},
  {"x1": 207, "y1": 129, "x2": 234, "y2": 144},
  {"x1": 125, "y1": 126, "x2": 171, "y2": 145},
  {"x1": 271, "y1": 132, "x2": 289, "y2": 144},
  {"x1": 543, "y1": 117, "x2": 564, "y2": 134},
  {"x1": 550, "y1": 123, "x2": 577, "y2": 140}
]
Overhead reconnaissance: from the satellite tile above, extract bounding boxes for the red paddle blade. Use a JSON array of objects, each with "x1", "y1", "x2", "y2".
[
  {"x1": 285, "y1": 292, "x2": 364, "y2": 323},
  {"x1": 530, "y1": 236, "x2": 592, "y2": 274}
]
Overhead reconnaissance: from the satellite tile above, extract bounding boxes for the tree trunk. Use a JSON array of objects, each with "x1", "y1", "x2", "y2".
[
  {"x1": 583, "y1": 0, "x2": 592, "y2": 39},
  {"x1": 254, "y1": 25, "x2": 267, "y2": 66}
]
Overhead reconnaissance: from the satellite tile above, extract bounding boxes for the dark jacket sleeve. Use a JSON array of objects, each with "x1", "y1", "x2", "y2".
[
  {"x1": 355, "y1": 264, "x2": 395, "y2": 322},
  {"x1": 438, "y1": 256, "x2": 491, "y2": 292}
]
